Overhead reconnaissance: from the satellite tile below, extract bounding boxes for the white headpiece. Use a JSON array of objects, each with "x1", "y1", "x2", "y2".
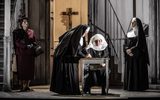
[
  {"x1": 86, "y1": 34, "x2": 108, "y2": 51},
  {"x1": 127, "y1": 17, "x2": 138, "y2": 38}
]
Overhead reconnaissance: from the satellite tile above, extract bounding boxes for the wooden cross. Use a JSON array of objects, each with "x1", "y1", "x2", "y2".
[{"x1": 61, "y1": 8, "x2": 79, "y2": 30}]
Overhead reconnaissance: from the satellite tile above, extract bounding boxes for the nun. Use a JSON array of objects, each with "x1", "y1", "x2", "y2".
[
  {"x1": 123, "y1": 17, "x2": 150, "y2": 91},
  {"x1": 50, "y1": 25, "x2": 90, "y2": 95},
  {"x1": 83, "y1": 33, "x2": 110, "y2": 95}
]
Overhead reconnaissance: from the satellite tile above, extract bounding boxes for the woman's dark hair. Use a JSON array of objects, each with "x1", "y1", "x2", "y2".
[{"x1": 18, "y1": 17, "x2": 29, "y2": 28}]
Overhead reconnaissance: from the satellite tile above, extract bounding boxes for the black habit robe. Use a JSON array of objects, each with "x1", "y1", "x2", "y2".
[
  {"x1": 50, "y1": 25, "x2": 88, "y2": 95},
  {"x1": 123, "y1": 18, "x2": 150, "y2": 91}
]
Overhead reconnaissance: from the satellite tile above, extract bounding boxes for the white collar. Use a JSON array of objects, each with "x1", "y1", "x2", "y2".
[{"x1": 127, "y1": 30, "x2": 137, "y2": 38}]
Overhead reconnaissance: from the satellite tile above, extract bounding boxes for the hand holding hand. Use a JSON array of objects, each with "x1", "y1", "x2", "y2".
[
  {"x1": 27, "y1": 44, "x2": 33, "y2": 48},
  {"x1": 126, "y1": 49, "x2": 134, "y2": 56},
  {"x1": 85, "y1": 53, "x2": 92, "y2": 58}
]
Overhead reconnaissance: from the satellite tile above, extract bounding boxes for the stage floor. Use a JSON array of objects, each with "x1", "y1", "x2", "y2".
[{"x1": 0, "y1": 85, "x2": 160, "y2": 99}]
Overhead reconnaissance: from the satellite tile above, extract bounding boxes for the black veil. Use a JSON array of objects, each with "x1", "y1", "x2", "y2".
[{"x1": 135, "y1": 18, "x2": 150, "y2": 65}]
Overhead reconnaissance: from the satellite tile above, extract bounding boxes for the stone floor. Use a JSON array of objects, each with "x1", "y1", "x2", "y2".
[{"x1": 0, "y1": 85, "x2": 160, "y2": 99}]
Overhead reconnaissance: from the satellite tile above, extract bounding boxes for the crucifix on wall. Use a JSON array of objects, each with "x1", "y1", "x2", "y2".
[{"x1": 61, "y1": 8, "x2": 79, "y2": 30}]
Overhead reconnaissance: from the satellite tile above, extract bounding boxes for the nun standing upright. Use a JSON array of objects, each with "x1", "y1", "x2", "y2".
[
  {"x1": 123, "y1": 17, "x2": 150, "y2": 91},
  {"x1": 50, "y1": 25, "x2": 90, "y2": 95}
]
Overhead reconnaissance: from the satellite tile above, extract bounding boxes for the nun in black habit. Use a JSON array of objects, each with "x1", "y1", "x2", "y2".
[
  {"x1": 123, "y1": 17, "x2": 150, "y2": 91},
  {"x1": 50, "y1": 25, "x2": 90, "y2": 95}
]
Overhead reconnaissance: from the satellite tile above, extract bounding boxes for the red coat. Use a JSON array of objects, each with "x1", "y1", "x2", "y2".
[{"x1": 13, "y1": 28, "x2": 35, "y2": 80}]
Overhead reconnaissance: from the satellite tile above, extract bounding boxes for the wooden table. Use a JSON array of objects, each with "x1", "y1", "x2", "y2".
[{"x1": 79, "y1": 58, "x2": 110, "y2": 95}]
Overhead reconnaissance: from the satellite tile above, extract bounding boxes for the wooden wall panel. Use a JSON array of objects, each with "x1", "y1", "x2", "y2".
[
  {"x1": 28, "y1": 0, "x2": 50, "y2": 85},
  {"x1": 52, "y1": 0, "x2": 88, "y2": 48}
]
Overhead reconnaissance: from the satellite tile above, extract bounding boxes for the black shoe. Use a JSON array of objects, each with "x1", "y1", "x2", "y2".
[
  {"x1": 83, "y1": 91, "x2": 91, "y2": 96},
  {"x1": 102, "y1": 88, "x2": 106, "y2": 95},
  {"x1": 84, "y1": 91, "x2": 90, "y2": 94},
  {"x1": 84, "y1": 89, "x2": 91, "y2": 94},
  {"x1": 102, "y1": 92, "x2": 106, "y2": 95},
  {"x1": 25, "y1": 87, "x2": 34, "y2": 92},
  {"x1": 19, "y1": 88, "x2": 27, "y2": 92},
  {"x1": 83, "y1": 87, "x2": 91, "y2": 94}
]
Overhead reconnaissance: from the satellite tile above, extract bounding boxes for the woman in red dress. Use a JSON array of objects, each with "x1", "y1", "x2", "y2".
[{"x1": 13, "y1": 17, "x2": 35, "y2": 92}]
